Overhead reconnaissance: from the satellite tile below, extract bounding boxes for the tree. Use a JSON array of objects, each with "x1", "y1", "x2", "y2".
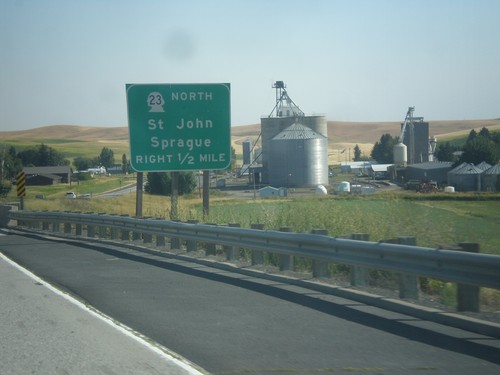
[
  {"x1": 0, "y1": 146, "x2": 22, "y2": 180},
  {"x1": 73, "y1": 156, "x2": 94, "y2": 171},
  {"x1": 17, "y1": 144, "x2": 68, "y2": 167},
  {"x1": 230, "y1": 146, "x2": 236, "y2": 171},
  {"x1": 466, "y1": 129, "x2": 477, "y2": 143},
  {"x1": 459, "y1": 136, "x2": 499, "y2": 165},
  {"x1": 98, "y1": 147, "x2": 114, "y2": 169},
  {"x1": 478, "y1": 127, "x2": 491, "y2": 139},
  {"x1": 121, "y1": 153, "x2": 130, "y2": 174},
  {"x1": 353, "y1": 144, "x2": 362, "y2": 161},
  {"x1": 145, "y1": 172, "x2": 197, "y2": 196},
  {"x1": 371, "y1": 134, "x2": 398, "y2": 164},
  {"x1": 435, "y1": 142, "x2": 458, "y2": 162}
]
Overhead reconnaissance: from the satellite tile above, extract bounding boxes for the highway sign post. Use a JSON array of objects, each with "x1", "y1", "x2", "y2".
[{"x1": 126, "y1": 83, "x2": 231, "y2": 172}]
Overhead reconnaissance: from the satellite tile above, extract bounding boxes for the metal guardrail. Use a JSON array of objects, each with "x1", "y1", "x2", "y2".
[{"x1": 8, "y1": 210, "x2": 500, "y2": 292}]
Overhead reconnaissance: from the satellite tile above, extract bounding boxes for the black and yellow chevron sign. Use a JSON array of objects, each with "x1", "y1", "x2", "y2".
[{"x1": 16, "y1": 171, "x2": 26, "y2": 197}]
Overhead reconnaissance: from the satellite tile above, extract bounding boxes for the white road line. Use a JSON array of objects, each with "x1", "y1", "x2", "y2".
[{"x1": 0, "y1": 252, "x2": 208, "y2": 375}]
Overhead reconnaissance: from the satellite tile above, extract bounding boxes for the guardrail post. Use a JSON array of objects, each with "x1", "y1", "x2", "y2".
[
  {"x1": 225, "y1": 223, "x2": 241, "y2": 260},
  {"x1": 350, "y1": 233, "x2": 369, "y2": 287},
  {"x1": 98, "y1": 222, "x2": 107, "y2": 239},
  {"x1": 205, "y1": 223, "x2": 218, "y2": 256},
  {"x1": 121, "y1": 229, "x2": 130, "y2": 241},
  {"x1": 51, "y1": 220, "x2": 60, "y2": 233},
  {"x1": 155, "y1": 218, "x2": 166, "y2": 247},
  {"x1": 142, "y1": 218, "x2": 152, "y2": 243},
  {"x1": 87, "y1": 224, "x2": 95, "y2": 238},
  {"x1": 312, "y1": 229, "x2": 329, "y2": 278},
  {"x1": 31, "y1": 220, "x2": 40, "y2": 230},
  {"x1": 132, "y1": 229, "x2": 142, "y2": 241},
  {"x1": 170, "y1": 220, "x2": 182, "y2": 250},
  {"x1": 279, "y1": 227, "x2": 293, "y2": 271},
  {"x1": 251, "y1": 224, "x2": 265, "y2": 265},
  {"x1": 42, "y1": 221, "x2": 49, "y2": 231},
  {"x1": 186, "y1": 220, "x2": 199, "y2": 252},
  {"x1": 111, "y1": 226, "x2": 119, "y2": 240},
  {"x1": 143, "y1": 233, "x2": 152, "y2": 243},
  {"x1": 64, "y1": 223, "x2": 72, "y2": 234},
  {"x1": 457, "y1": 242, "x2": 480, "y2": 312},
  {"x1": 75, "y1": 223, "x2": 82, "y2": 236},
  {"x1": 397, "y1": 236, "x2": 419, "y2": 300}
]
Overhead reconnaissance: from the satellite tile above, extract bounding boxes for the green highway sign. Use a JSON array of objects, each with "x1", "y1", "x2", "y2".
[{"x1": 126, "y1": 83, "x2": 231, "y2": 172}]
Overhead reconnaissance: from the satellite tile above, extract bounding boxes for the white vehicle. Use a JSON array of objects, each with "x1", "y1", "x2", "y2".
[{"x1": 65, "y1": 192, "x2": 77, "y2": 199}]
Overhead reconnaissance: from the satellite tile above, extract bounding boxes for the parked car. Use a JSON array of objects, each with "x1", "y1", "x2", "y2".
[{"x1": 65, "y1": 192, "x2": 77, "y2": 199}]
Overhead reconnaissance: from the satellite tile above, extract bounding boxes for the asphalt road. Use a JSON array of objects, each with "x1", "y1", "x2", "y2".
[
  {"x1": 0, "y1": 248, "x2": 205, "y2": 375},
  {"x1": 1, "y1": 232, "x2": 500, "y2": 375}
]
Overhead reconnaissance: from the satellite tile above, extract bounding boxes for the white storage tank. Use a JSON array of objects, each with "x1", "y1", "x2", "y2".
[
  {"x1": 338, "y1": 181, "x2": 351, "y2": 193},
  {"x1": 393, "y1": 142, "x2": 407, "y2": 166},
  {"x1": 315, "y1": 185, "x2": 328, "y2": 195}
]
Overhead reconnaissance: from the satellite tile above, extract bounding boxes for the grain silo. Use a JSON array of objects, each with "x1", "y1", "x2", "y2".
[
  {"x1": 447, "y1": 162, "x2": 467, "y2": 187},
  {"x1": 394, "y1": 107, "x2": 432, "y2": 165},
  {"x1": 448, "y1": 163, "x2": 483, "y2": 192},
  {"x1": 482, "y1": 163, "x2": 500, "y2": 192},
  {"x1": 242, "y1": 139, "x2": 253, "y2": 165},
  {"x1": 260, "y1": 81, "x2": 328, "y2": 186},
  {"x1": 476, "y1": 161, "x2": 492, "y2": 171},
  {"x1": 268, "y1": 122, "x2": 328, "y2": 187}
]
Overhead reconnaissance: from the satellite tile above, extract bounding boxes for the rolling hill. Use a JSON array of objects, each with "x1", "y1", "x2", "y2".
[{"x1": 1, "y1": 119, "x2": 499, "y2": 164}]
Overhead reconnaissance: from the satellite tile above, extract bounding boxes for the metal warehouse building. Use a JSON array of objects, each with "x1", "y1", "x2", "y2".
[{"x1": 405, "y1": 162, "x2": 453, "y2": 186}]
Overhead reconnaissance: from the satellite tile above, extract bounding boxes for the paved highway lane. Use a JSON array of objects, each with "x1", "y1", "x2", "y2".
[{"x1": 1, "y1": 232, "x2": 500, "y2": 375}]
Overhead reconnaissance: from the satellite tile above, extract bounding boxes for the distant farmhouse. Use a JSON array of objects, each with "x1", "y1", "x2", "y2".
[{"x1": 23, "y1": 166, "x2": 73, "y2": 186}]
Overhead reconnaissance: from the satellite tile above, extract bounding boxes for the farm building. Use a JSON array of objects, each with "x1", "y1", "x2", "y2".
[
  {"x1": 259, "y1": 186, "x2": 288, "y2": 198},
  {"x1": 405, "y1": 162, "x2": 453, "y2": 186},
  {"x1": 340, "y1": 161, "x2": 372, "y2": 174},
  {"x1": 369, "y1": 164, "x2": 393, "y2": 179},
  {"x1": 23, "y1": 166, "x2": 73, "y2": 185}
]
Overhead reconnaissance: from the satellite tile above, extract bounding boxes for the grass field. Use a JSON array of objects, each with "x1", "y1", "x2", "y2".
[{"x1": 6, "y1": 179, "x2": 499, "y2": 256}]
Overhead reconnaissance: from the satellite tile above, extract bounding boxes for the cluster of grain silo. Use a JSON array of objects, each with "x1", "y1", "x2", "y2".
[
  {"x1": 447, "y1": 162, "x2": 500, "y2": 192},
  {"x1": 260, "y1": 82, "x2": 329, "y2": 187}
]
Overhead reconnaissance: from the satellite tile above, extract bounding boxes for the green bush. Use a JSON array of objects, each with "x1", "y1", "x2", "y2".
[{"x1": 0, "y1": 181, "x2": 12, "y2": 197}]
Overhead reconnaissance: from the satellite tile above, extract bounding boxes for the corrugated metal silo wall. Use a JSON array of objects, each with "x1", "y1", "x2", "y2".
[
  {"x1": 403, "y1": 122, "x2": 429, "y2": 163},
  {"x1": 482, "y1": 174, "x2": 495, "y2": 191},
  {"x1": 260, "y1": 117, "x2": 294, "y2": 184},
  {"x1": 260, "y1": 115, "x2": 328, "y2": 184},
  {"x1": 269, "y1": 137, "x2": 329, "y2": 187},
  {"x1": 300, "y1": 116, "x2": 328, "y2": 138},
  {"x1": 242, "y1": 140, "x2": 252, "y2": 165},
  {"x1": 452, "y1": 174, "x2": 482, "y2": 192}
]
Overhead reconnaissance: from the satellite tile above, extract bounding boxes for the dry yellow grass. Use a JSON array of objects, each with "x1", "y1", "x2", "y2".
[{"x1": 2, "y1": 119, "x2": 499, "y2": 166}]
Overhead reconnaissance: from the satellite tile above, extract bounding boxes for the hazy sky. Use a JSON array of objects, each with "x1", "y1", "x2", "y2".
[{"x1": 1, "y1": 0, "x2": 499, "y2": 131}]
